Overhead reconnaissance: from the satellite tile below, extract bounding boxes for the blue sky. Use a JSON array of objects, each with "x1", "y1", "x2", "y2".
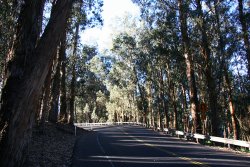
[{"x1": 81, "y1": 0, "x2": 140, "y2": 51}]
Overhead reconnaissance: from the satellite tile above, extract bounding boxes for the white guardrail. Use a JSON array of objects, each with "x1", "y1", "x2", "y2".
[
  {"x1": 74, "y1": 122, "x2": 146, "y2": 134},
  {"x1": 163, "y1": 128, "x2": 250, "y2": 150},
  {"x1": 74, "y1": 122, "x2": 146, "y2": 127},
  {"x1": 74, "y1": 122, "x2": 250, "y2": 150}
]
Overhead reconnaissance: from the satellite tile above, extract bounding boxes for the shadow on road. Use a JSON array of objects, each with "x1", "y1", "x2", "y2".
[{"x1": 72, "y1": 125, "x2": 250, "y2": 167}]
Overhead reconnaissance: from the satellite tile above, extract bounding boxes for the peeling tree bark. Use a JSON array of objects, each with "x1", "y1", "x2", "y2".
[
  {"x1": 195, "y1": 0, "x2": 220, "y2": 136},
  {"x1": 214, "y1": 0, "x2": 238, "y2": 139},
  {"x1": 178, "y1": 0, "x2": 201, "y2": 133}
]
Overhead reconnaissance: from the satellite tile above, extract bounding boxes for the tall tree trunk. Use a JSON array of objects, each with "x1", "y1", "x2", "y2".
[
  {"x1": 134, "y1": 68, "x2": 148, "y2": 125},
  {"x1": 69, "y1": 22, "x2": 79, "y2": 125},
  {"x1": 214, "y1": 0, "x2": 238, "y2": 139},
  {"x1": 0, "y1": 0, "x2": 73, "y2": 166},
  {"x1": 48, "y1": 48, "x2": 61, "y2": 123},
  {"x1": 157, "y1": 103, "x2": 161, "y2": 130},
  {"x1": 224, "y1": 74, "x2": 238, "y2": 139},
  {"x1": 146, "y1": 80, "x2": 153, "y2": 127},
  {"x1": 195, "y1": 0, "x2": 220, "y2": 136},
  {"x1": 238, "y1": 0, "x2": 250, "y2": 78},
  {"x1": 178, "y1": 0, "x2": 201, "y2": 133},
  {"x1": 156, "y1": 69, "x2": 163, "y2": 130},
  {"x1": 159, "y1": 68, "x2": 168, "y2": 128},
  {"x1": 40, "y1": 66, "x2": 52, "y2": 126},
  {"x1": 181, "y1": 83, "x2": 188, "y2": 132},
  {"x1": 164, "y1": 100, "x2": 169, "y2": 128},
  {"x1": 0, "y1": 0, "x2": 45, "y2": 151},
  {"x1": 172, "y1": 86, "x2": 178, "y2": 129},
  {"x1": 170, "y1": 83, "x2": 178, "y2": 129},
  {"x1": 166, "y1": 64, "x2": 178, "y2": 129},
  {"x1": 69, "y1": 58, "x2": 76, "y2": 124},
  {"x1": 59, "y1": 28, "x2": 68, "y2": 122}
]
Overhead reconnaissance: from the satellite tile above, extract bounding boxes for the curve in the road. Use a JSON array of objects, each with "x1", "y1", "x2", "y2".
[
  {"x1": 72, "y1": 125, "x2": 250, "y2": 167},
  {"x1": 118, "y1": 126, "x2": 209, "y2": 167}
]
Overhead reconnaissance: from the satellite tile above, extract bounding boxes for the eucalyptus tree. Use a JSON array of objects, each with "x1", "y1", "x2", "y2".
[
  {"x1": 71, "y1": 45, "x2": 109, "y2": 123},
  {"x1": 131, "y1": 0, "x2": 250, "y2": 139},
  {"x1": 238, "y1": 0, "x2": 250, "y2": 77},
  {"x1": 83, "y1": 103, "x2": 91, "y2": 122},
  {"x1": 0, "y1": 0, "x2": 73, "y2": 166},
  {"x1": 71, "y1": 0, "x2": 103, "y2": 124},
  {"x1": 106, "y1": 82, "x2": 138, "y2": 122},
  {"x1": 0, "y1": 0, "x2": 105, "y2": 165},
  {"x1": 59, "y1": 27, "x2": 68, "y2": 122},
  {"x1": 182, "y1": 0, "x2": 248, "y2": 138},
  {"x1": 133, "y1": 0, "x2": 193, "y2": 130},
  {"x1": 95, "y1": 90, "x2": 109, "y2": 122},
  {"x1": 89, "y1": 56, "x2": 110, "y2": 121},
  {"x1": 234, "y1": 1, "x2": 248, "y2": 141},
  {"x1": 139, "y1": 33, "x2": 157, "y2": 127},
  {"x1": 76, "y1": 69, "x2": 107, "y2": 122},
  {"x1": 0, "y1": 0, "x2": 22, "y2": 85},
  {"x1": 172, "y1": 0, "x2": 202, "y2": 133},
  {"x1": 153, "y1": 8, "x2": 184, "y2": 130},
  {"x1": 39, "y1": 1, "x2": 68, "y2": 124},
  {"x1": 47, "y1": 28, "x2": 70, "y2": 123},
  {"x1": 192, "y1": 0, "x2": 220, "y2": 136},
  {"x1": 68, "y1": 0, "x2": 84, "y2": 124},
  {"x1": 190, "y1": 0, "x2": 248, "y2": 139},
  {"x1": 206, "y1": 0, "x2": 239, "y2": 139},
  {"x1": 40, "y1": 66, "x2": 52, "y2": 125},
  {"x1": 48, "y1": 47, "x2": 63, "y2": 123},
  {"x1": 107, "y1": 34, "x2": 141, "y2": 122}
]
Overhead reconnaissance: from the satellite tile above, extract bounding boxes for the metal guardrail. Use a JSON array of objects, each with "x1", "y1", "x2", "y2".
[
  {"x1": 74, "y1": 122, "x2": 112, "y2": 127},
  {"x1": 74, "y1": 122, "x2": 146, "y2": 136},
  {"x1": 74, "y1": 122, "x2": 146, "y2": 127},
  {"x1": 163, "y1": 128, "x2": 250, "y2": 150}
]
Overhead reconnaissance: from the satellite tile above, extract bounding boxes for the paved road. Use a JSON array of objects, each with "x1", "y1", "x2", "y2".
[{"x1": 72, "y1": 125, "x2": 250, "y2": 167}]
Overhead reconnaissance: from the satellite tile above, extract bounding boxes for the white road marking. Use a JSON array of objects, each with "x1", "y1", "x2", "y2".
[{"x1": 97, "y1": 133, "x2": 115, "y2": 167}]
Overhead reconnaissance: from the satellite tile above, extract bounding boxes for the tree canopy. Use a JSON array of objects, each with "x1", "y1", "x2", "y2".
[{"x1": 0, "y1": 0, "x2": 249, "y2": 166}]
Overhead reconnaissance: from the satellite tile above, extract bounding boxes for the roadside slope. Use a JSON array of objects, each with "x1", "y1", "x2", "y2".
[{"x1": 26, "y1": 122, "x2": 87, "y2": 167}]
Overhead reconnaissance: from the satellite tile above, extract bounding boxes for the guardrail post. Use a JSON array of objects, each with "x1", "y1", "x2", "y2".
[{"x1": 228, "y1": 142, "x2": 230, "y2": 149}]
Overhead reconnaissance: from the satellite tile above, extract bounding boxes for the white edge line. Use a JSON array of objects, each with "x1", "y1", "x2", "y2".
[{"x1": 97, "y1": 133, "x2": 115, "y2": 167}]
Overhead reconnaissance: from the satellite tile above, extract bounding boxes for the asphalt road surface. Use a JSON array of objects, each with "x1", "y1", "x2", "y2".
[{"x1": 71, "y1": 125, "x2": 250, "y2": 167}]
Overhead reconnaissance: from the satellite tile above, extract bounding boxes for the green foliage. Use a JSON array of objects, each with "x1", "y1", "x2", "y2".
[
  {"x1": 70, "y1": 0, "x2": 103, "y2": 30},
  {"x1": 0, "y1": 0, "x2": 18, "y2": 76},
  {"x1": 94, "y1": 0, "x2": 249, "y2": 140}
]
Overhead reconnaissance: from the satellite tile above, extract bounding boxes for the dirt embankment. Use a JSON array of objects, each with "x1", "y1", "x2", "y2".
[{"x1": 26, "y1": 122, "x2": 87, "y2": 167}]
